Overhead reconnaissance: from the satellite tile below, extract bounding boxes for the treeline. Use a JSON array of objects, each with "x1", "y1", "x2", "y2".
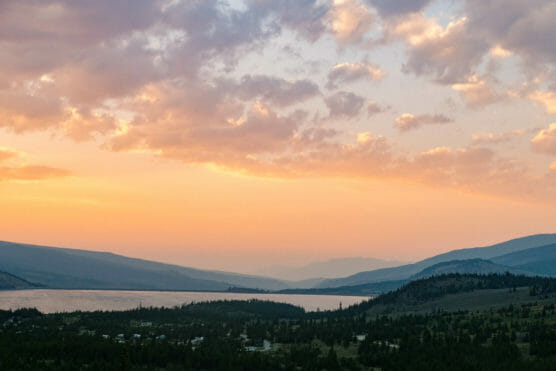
[
  {"x1": 1, "y1": 300, "x2": 555, "y2": 370},
  {"x1": 1, "y1": 274, "x2": 556, "y2": 369},
  {"x1": 337, "y1": 273, "x2": 556, "y2": 315}
]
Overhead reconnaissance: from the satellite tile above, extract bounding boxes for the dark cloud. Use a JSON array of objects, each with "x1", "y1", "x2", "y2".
[
  {"x1": 366, "y1": 101, "x2": 386, "y2": 116},
  {"x1": 249, "y1": 0, "x2": 330, "y2": 41},
  {"x1": 326, "y1": 62, "x2": 383, "y2": 89},
  {"x1": 368, "y1": 0, "x2": 432, "y2": 17},
  {"x1": 465, "y1": 0, "x2": 556, "y2": 66},
  {"x1": 325, "y1": 91, "x2": 366, "y2": 119},
  {"x1": 235, "y1": 75, "x2": 320, "y2": 107},
  {"x1": 399, "y1": 16, "x2": 490, "y2": 84}
]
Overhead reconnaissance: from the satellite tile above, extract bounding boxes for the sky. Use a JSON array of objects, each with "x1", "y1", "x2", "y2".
[{"x1": 0, "y1": 0, "x2": 555, "y2": 273}]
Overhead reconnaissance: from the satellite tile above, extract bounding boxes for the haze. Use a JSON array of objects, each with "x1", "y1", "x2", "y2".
[{"x1": 1, "y1": 0, "x2": 555, "y2": 273}]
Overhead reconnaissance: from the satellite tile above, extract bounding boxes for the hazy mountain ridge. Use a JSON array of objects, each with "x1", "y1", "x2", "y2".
[
  {"x1": 317, "y1": 234, "x2": 556, "y2": 288},
  {"x1": 0, "y1": 271, "x2": 38, "y2": 290},
  {"x1": 255, "y1": 257, "x2": 407, "y2": 281},
  {"x1": 1, "y1": 235, "x2": 555, "y2": 292},
  {"x1": 0, "y1": 241, "x2": 291, "y2": 291},
  {"x1": 491, "y1": 243, "x2": 556, "y2": 275},
  {"x1": 277, "y1": 258, "x2": 542, "y2": 296},
  {"x1": 409, "y1": 258, "x2": 535, "y2": 280}
]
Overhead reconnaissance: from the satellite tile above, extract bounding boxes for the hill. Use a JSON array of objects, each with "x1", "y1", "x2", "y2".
[
  {"x1": 279, "y1": 259, "x2": 537, "y2": 296},
  {"x1": 0, "y1": 271, "x2": 38, "y2": 290},
  {"x1": 492, "y1": 243, "x2": 556, "y2": 276},
  {"x1": 0, "y1": 241, "x2": 290, "y2": 291},
  {"x1": 338, "y1": 273, "x2": 556, "y2": 316},
  {"x1": 409, "y1": 258, "x2": 534, "y2": 280},
  {"x1": 317, "y1": 234, "x2": 556, "y2": 288},
  {"x1": 255, "y1": 257, "x2": 406, "y2": 281}
]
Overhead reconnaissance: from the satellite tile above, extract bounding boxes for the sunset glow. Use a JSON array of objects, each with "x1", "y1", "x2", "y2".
[{"x1": 1, "y1": 0, "x2": 555, "y2": 272}]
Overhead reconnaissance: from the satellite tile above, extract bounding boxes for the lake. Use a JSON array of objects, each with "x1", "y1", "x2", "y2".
[{"x1": 0, "y1": 290, "x2": 371, "y2": 313}]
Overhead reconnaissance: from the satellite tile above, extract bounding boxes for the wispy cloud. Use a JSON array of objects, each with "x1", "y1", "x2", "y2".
[
  {"x1": 394, "y1": 113, "x2": 452, "y2": 132},
  {"x1": 0, "y1": 165, "x2": 71, "y2": 181}
]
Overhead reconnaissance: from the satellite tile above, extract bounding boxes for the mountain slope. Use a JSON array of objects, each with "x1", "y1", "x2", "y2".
[
  {"x1": 0, "y1": 271, "x2": 38, "y2": 290},
  {"x1": 492, "y1": 243, "x2": 556, "y2": 275},
  {"x1": 409, "y1": 259, "x2": 534, "y2": 280},
  {"x1": 317, "y1": 234, "x2": 556, "y2": 288},
  {"x1": 255, "y1": 257, "x2": 407, "y2": 281},
  {"x1": 340, "y1": 273, "x2": 556, "y2": 316},
  {"x1": 277, "y1": 259, "x2": 538, "y2": 296},
  {"x1": 0, "y1": 241, "x2": 290, "y2": 291}
]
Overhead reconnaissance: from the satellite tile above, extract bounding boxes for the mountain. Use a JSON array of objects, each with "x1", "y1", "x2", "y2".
[
  {"x1": 277, "y1": 259, "x2": 537, "y2": 296},
  {"x1": 0, "y1": 241, "x2": 290, "y2": 291},
  {"x1": 343, "y1": 273, "x2": 556, "y2": 316},
  {"x1": 0, "y1": 271, "x2": 38, "y2": 290},
  {"x1": 492, "y1": 243, "x2": 556, "y2": 276},
  {"x1": 254, "y1": 257, "x2": 407, "y2": 281},
  {"x1": 409, "y1": 259, "x2": 534, "y2": 280},
  {"x1": 317, "y1": 234, "x2": 556, "y2": 288}
]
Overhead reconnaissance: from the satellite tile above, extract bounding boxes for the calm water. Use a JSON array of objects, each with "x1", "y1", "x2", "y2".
[{"x1": 0, "y1": 290, "x2": 370, "y2": 313}]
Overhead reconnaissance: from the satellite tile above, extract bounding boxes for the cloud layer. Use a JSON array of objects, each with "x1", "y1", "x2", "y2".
[
  {"x1": 0, "y1": 0, "x2": 555, "y2": 198},
  {"x1": 0, "y1": 148, "x2": 70, "y2": 181}
]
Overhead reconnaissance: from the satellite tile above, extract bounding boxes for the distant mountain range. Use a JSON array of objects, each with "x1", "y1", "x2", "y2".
[
  {"x1": 254, "y1": 257, "x2": 407, "y2": 281},
  {"x1": 491, "y1": 243, "x2": 556, "y2": 275},
  {"x1": 0, "y1": 234, "x2": 555, "y2": 293},
  {"x1": 316, "y1": 234, "x2": 556, "y2": 288}
]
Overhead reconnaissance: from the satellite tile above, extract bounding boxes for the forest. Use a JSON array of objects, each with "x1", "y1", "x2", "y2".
[{"x1": 1, "y1": 273, "x2": 555, "y2": 370}]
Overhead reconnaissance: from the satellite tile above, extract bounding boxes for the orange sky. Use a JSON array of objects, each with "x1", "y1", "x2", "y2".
[{"x1": 1, "y1": 0, "x2": 555, "y2": 272}]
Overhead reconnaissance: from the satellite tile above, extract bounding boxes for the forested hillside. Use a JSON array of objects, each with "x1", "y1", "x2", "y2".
[{"x1": 1, "y1": 273, "x2": 555, "y2": 370}]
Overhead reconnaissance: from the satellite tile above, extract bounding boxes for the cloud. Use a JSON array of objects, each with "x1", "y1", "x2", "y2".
[
  {"x1": 0, "y1": 0, "x2": 313, "y2": 133},
  {"x1": 464, "y1": 0, "x2": 556, "y2": 66},
  {"x1": 394, "y1": 113, "x2": 452, "y2": 132},
  {"x1": 531, "y1": 123, "x2": 556, "y2": 155},
  {"x1": 0, "y1": 146, "x2": 71, "y2": 181},
  {"x1": 472, "y1": 131, "x2": 523, "y2": 145},
  {"x1": 329, "y1": 0, "x2": 375, "y2": 44},
  {"x1": 383, "y1": 0, "x2": 556, "y2": 89},
  {"x1": 393, "y1": 14, "x2": 489, "y2": 84},
  {"x1": 0, "y1": 149, "x2": 17, "y2": 162},
  {"x1": 325, "y1": 91, "x2": 366, "y2": 118},
  {"x1": 452, "y1": 76, "x2": 504, "y2": 107},
  {"x1": 326, "y1": 62, "x2": 383, "y2": 89},
  {"x1": 0, "y1": 0, "x2": 555, "y2": 201},
  {"x1": 235, "y1": 75, "x2": 320, "y2": 107},
  {"x1": 368, "y1": 0, "x2": 432, "y2": 17},
  {"x1": 0, "y1": 85, "x2": 66, "y2": 133},
  {"x1": 109, "y1": 98, "x2": 299, "y2": 162},
  {"x1": 529, "y1": 90, "x2": 556, "y2": 114},
  {"x1": 490, "y1": 45, "x2": 512, "y2": 59},
  {"x1": 0, "y1": 165, "x2": 71, "y2": 181},
  {"x1": 405, "y1": 145, "x2": 539, "y2": 196},
  {"x1": 262, "y1": 0, "x2": 330, "y2": 41},
  {"x1": 367, "y1": 101, "x2": 386, "y2": 116}
]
